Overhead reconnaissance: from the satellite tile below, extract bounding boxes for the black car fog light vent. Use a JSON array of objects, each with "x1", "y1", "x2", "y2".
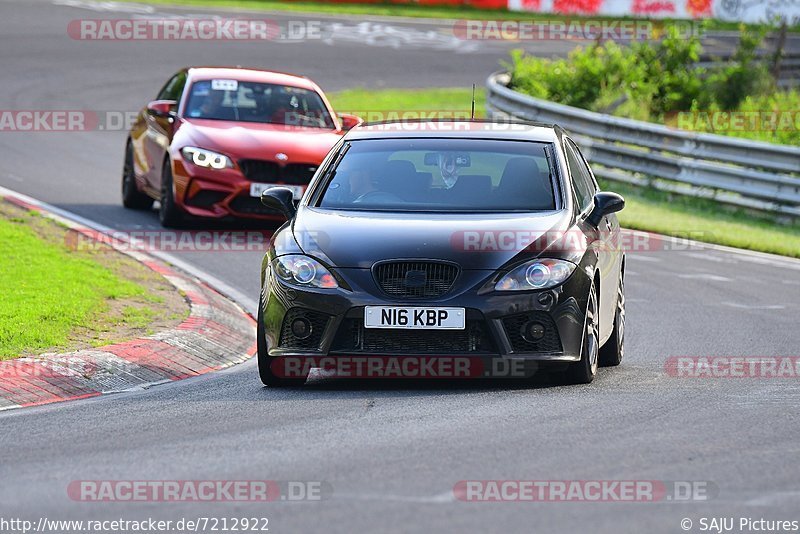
[
  {"x1": 502, "y1": 312, "x2": 562, "y2": 353},
  {"x1": 522, "y1": 321, "x2": 546, "y2": 342},
  {"x1": 279, "y1": 308, "x2": 331, "y2": 350},
  {"x1": 291, "y1": 318, "x2": 313, "y2": 340}
]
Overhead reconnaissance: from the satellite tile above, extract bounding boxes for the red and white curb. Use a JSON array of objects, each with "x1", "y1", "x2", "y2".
[{"x1": 0, "y1": 191, "x2": 256, "y2": 411}]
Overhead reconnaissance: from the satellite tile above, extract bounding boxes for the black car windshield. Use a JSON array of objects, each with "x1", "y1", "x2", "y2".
[
  {"x1": 184, "y1": 79, "x2": 335, "y2": 129},
  {"x1": 317, "y1": 138, "x2": 557, "y2": 212}
]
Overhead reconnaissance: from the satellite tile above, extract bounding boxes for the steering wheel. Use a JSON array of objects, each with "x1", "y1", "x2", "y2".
[{"x1": 353, "y1": 191, "x2": 403, "y2": 204}]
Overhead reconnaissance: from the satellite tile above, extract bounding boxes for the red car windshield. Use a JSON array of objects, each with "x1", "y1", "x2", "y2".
[{"x1": 184, "y1": 79, "x2": 335, "y2": 129}]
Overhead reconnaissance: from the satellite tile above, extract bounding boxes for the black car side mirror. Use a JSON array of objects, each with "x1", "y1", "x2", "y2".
[
  {"x1": 261, "y1": 187, "x2": 297, "y2": 220},
  {"x1": 587, "y1": 192, "x2": 625, "y2": 227}
]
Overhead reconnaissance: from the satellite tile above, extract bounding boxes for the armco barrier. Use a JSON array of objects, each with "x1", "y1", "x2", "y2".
[
  {"x1": 698, "y1": 52, "x2": 800, "y2": 89},
  {"x1": 486, "y1": 72, "x2": 800, "y2": 219}
]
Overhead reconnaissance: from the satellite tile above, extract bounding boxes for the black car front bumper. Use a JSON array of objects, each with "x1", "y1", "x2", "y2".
[{"x1": 261, "y1": 264, "x2": 592, "y2": 365}]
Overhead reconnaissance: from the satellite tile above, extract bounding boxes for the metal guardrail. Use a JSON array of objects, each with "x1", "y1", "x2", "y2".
[
  {"x1": 486, "y1": 72, "x2": 800, "y2": 219},
  {"x1": 698, "y1": 52, "x2": 800, "y2": 88}
]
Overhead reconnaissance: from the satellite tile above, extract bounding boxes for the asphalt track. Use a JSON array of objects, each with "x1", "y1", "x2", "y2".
[{"x1": 1, "y1": 1, "x2": 800, "y2": 532}]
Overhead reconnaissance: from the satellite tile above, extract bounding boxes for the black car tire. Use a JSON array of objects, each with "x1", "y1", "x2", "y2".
[
  {"x1": 121, "y1": 141, "x2": 154, "y2": 210},
  {"x1": 158, "y1": 158, "x2": 183, "y2": 228},
  {"x1": 599, "y1": 267, "x2": 625, "y2": 367},
  {"x1": 564, "y1": 280, "x2": 599, "y2": 384},
  {"x1": 258, "y1": 305, "x2": 309, "y2": 387}
]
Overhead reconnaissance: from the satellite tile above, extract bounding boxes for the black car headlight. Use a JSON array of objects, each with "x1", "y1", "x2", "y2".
[
  {"x1": 495, "y1": 259, "x2": 577, "y2": 291},
  {"x1": 180, "y1": 146, "x2": 233, "y2": 169},
  {"x1": 272, "y1": 255, "x2": 338, "y2": 289}
]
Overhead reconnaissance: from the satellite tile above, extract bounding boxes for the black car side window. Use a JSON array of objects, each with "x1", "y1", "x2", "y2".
[
  {"x1": 565, "y1": 140, "x2": 595, "y2": 213},
  {"x1": 156, "y1": 72, "x2": 187, "y2": 101}
]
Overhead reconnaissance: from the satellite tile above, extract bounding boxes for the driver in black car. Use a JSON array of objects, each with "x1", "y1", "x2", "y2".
[{"x1": 348, "y1": 166, "x2": 379, "y2": 201}]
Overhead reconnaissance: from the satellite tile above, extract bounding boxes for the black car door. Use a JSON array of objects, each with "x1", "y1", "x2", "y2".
[{"x1": 565, "y1": 138, "x2": 619, "y2": 342}]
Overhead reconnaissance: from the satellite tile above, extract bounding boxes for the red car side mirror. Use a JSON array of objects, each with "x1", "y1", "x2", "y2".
[
  {"x1": 338, "y1": 113, "x2": 362, "y2": 131},
  {"x1": 147, "y1": 100, "x2": 177, "y2": 118}
]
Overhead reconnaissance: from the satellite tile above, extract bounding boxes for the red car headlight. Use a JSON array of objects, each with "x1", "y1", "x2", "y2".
[{"x1": 181, "y1": 146, "x2": 233, "y2": 170}]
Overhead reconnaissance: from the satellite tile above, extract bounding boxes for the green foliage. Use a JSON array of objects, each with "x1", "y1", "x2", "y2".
[
  {"x1": 706, "y1": 24, "x2": 774, "y2": 110},
  {"x1": 684, "y1": 89, "x2": 800, "y2": 145},
  {"x1": 636, "y1": 25, "x2": 706, "y2": 114},
  {"x1": 507, "y1": 24, "x2": 798, "y2": 145}
]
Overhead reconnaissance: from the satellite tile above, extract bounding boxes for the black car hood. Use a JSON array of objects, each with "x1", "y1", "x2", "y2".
[{"x1": 291, "y1": 207, "x2": 574, "y2": 270}]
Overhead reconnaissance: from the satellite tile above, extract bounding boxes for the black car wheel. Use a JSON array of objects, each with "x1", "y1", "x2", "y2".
[
  {"x1": 599, "y1": 267, "x2": 625, "y2": 367},
  {"x1": 158, "y1": 158, "x2": 183, "y2": 228},
  {"x1": 258, "y1": 304, "x2": 309, "y2": 387},
  {"x1": 121, "y1": 141, "x2": 153, "y2": 210},
  {"x1": 564, "y1": 280, "x2": 599, "y2": 384}
]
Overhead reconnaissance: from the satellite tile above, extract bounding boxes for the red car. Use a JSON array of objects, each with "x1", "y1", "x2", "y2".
[{"x1": 122, "y1": 67, "x2": 360, "y2": 226}]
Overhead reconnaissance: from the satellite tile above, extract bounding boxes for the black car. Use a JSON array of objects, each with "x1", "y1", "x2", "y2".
[{"x1": 257, "y1": 120, "x2": 626, "y2": 386}]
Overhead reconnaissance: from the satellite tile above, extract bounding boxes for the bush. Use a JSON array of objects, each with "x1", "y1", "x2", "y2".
[
  {"x1": 706, "y1": 25, "x2": 775, "y2": 110},
  {"x1": 506, "y1": 24, "x2": 798, "y2": 145}
]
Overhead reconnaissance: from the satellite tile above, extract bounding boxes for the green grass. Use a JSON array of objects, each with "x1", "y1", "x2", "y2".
[
  {"x1": 330, "y1": 87, "x2": 800, "y2": 258},
  {"x1": 330, "y1": 87, "x2": 486, "y2": 120},
  {"x1": 604, "y1": 181, "x2": 800, "y2": 258},
  {"x1": 120, "y1": 306, "x2": 159, "y2": 329},
  {"x1": 127, "y1": 0, "x2": 799, "y2": 32},
  {"x1": 0, "y1": 213, "x2": 148, "y2": 359}
]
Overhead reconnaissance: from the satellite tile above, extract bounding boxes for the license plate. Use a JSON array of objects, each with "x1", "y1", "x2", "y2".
[
  {"x1": 364, "y1": 306, "x2": 465, "y2": 330},
  {"x1": 249, "y1": 183, "x2": 304, "y2": 199}
]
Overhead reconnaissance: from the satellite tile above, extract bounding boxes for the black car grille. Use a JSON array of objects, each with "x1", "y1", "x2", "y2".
[
  {"x1": 373, "y1": 261, "x2": 459, "y2": 299},
  {"x1": 279, "y1": 308, "x2": 331, "y2": 350},
  {"x1": 238, "y1": 159, "x2": 318, "y2": 185},
  {"x1": 501, "y1": 311, "x2": 562, "y2": 353},
  {"x1": 331, "y1": 311, "x2": 496, "y2": 354}
]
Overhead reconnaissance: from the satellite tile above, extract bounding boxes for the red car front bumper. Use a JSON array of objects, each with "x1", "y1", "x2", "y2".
[{"x1": 171, "y1": 157, "x2": 308, "y2": 221}]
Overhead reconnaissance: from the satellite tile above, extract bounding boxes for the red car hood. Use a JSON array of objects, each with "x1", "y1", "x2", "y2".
[{"x1": 177, "y1": 119, "x2": 343, "y2": 163}]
